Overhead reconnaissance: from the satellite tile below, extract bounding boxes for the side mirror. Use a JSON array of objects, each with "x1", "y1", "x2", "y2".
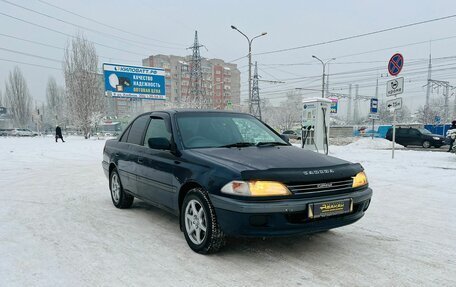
[
  {"x1": 148, "y1": 137, "x2": 171, "y2": 150},
  {"x1": 280, "y1": 134, "x2": 290, "y2": 143}
]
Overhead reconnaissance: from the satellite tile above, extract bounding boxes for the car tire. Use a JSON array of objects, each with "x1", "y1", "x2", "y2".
[
  {"x1": 109, "y1": 168, "x2": 134, "y2": 209},
  {"x1": 422, "y1": 141, "x2": 431, "y2": 148},
  {"x1": 181, "y1": 188, "x2": 225, "y2": 254}
]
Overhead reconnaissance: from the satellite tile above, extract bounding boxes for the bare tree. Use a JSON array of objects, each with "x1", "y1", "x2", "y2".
[
  {"x1": 45, "y1": 77, "x2": 65, "y2": 126},
  {"x1": 63, "y1": 34, "x2": 103, "y2": 138},
  {"x1": 377, "y1": 101, "x2": 411, "y2": 124},
  {"x1": 416, "y1": 99, "x2": 444, "y2": 124},
  {"x1": 5, "y1": 66, "x2": 32, "y2": 127}
]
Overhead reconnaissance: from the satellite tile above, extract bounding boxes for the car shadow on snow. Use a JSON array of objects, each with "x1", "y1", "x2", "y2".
[{"x1": 123, "y1": 200, "x2": 363, "y2": 257}]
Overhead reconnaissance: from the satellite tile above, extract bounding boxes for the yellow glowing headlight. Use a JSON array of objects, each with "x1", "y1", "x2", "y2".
[
  {"x1": 352, "y1": 171, "x2": 368, "y2": 188},
  {"x1": 221, "y1": 180, "x2": 291, "y2": 197}
]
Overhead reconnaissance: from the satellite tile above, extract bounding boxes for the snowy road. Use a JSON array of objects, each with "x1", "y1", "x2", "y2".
[{"x1": 1, "y1": 137, "x2": 455, "y2": 286}]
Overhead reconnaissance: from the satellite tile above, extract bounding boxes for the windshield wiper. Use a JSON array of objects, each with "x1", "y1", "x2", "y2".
[
  {"x1": 256, "y1": 141, "x2": 289, "y2": 147},
  {"x1": 219, "y1": 142, "x2": 255, "y2": 148}
]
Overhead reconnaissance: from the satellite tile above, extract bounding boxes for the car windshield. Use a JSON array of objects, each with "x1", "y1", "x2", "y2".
[
  {"x1": 176, "y1": 113, "x2": 287, "y2": 149},
  {"x1": 418, "y1": 128, "x2": 432, "y2": 135}
]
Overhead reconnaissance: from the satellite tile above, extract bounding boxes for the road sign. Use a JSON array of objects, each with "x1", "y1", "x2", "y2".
[
  {"x1": 387, "y1": 97, "x2": 402, "y2": 111},
  {"x1": 0, "y1": 106, "x2": 6, "y2": 115},
  {"x1": 370, "y1": 98, "x2": 378, "y2": 113},
  {"x1": 435, "y1": 116, "x2": 441, "y2": 124},
  {"x1": 386, "y1": 77, "x2": 404, "y2": 97},
  {"x1": 388, "y1": 53, "x2": 404, "y2": 76},
  {"x1": 368, "y1": 113, "x2": 379, "y2": 120},
  {"x1": 329, "y1": 98, "x2": 338, "y2": 114},
  {"x1": 103, "y1": 63, "x2": 166, "y2": 100}
]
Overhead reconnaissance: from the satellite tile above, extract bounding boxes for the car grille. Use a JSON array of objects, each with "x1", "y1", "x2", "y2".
[{"x1": 287, "y1": 178, "x2": 353, "y2": 195}]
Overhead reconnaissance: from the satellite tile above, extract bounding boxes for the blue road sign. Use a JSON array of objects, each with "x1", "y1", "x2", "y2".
[
  {"x1": 329, "y1": 98, "x2": 338, "y2": 114},
  {"x1": 388, "y1": 53, "x2": 404, "y2": 76},
  {"x1": 435, "y1": 116, "x2": 441, "y2": 124},
  {"x1": 103, "y1": 63, "x2": 166, "y2": 100},
  {"x1": 370, "y1": 98, "x2": 378, "y2": 113}
]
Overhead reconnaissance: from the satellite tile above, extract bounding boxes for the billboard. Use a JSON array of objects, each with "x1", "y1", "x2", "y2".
[{"x1": 103, "y1": 63, "x2": 166, "y2": 100}]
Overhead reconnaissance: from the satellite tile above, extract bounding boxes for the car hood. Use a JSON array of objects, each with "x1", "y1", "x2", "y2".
[{"x1": 189, "y1": 146, "x2": 363, "y2": 183}]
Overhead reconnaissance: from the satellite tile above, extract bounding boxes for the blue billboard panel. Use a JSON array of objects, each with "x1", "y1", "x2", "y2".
[{"x1": 103, "y1": 63, "x2": 166, "y2": 100}]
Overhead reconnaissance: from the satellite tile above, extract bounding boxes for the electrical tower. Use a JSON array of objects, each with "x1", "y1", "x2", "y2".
[
  {"x1": 424, "y1": 79, "x2": 455, "y2": 123},
  {"x1": 251, "y1": 62, "x2": 261, "y2": 120},
  {"x1": 187, "y1": 31, "x2": 209, "y2": 108}
]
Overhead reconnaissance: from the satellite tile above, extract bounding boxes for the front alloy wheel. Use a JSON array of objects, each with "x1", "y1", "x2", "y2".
[
  {"x1": 422, "y1": 140, "x2": 431, "y2": 148},
  {"x1": 184, "y1": 199, "x2": 207, "y2": 245},
  {"x1": 181, "y1": 188, "x2": 225, "y2": 254}
]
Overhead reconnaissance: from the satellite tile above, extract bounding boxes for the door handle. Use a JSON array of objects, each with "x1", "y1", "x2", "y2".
[{"x1": 137, "y1": 158, "x2": 144, "y2": 163}]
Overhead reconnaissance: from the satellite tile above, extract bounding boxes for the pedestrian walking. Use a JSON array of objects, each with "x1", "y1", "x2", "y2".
[
  {"x1": 448, "y1": 120, "x2": 456, "y2": 152},
  {"x1": 55, "y1": 125, "x2": 65, "y2": 143}
]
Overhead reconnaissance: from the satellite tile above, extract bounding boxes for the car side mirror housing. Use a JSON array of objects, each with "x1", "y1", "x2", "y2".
[{"x1": 148, "y1": 137, "x2": 171, "y2": 150}]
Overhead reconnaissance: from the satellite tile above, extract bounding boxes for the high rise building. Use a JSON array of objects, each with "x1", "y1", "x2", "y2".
[{"x1": 142, "y1": 54, "x2": 241, "y2": 110}]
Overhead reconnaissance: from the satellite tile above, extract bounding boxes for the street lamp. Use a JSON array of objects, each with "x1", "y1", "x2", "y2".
[
  {"x1": 312, "y1": 55, "x2": 335, "y2": 98},
  {"x1": 231, "y1": 25, "x2": 267, "y2": 114}
]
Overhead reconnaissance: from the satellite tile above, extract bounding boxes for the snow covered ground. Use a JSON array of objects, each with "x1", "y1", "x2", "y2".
[{"x1": 1, "y1": 136, "x2": 455, "y2": 286}]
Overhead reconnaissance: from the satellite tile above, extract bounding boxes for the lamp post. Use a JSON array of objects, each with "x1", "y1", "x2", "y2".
[
  {"x1": 231, "y1": 25, "x2": 267, "y2": 113},
  {"x1": 312, "y1": 55, "x2": 335, "y2": 98}
]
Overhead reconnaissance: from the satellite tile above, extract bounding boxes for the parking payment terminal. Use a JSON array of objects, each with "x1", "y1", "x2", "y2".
[{"x1": 301, "y1": 98, "x2": 332, "y2": 154}]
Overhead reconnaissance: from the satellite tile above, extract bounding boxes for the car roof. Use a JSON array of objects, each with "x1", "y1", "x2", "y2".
[{"x1": 137, "y1": 109, "x2": 249, "y2": 117}]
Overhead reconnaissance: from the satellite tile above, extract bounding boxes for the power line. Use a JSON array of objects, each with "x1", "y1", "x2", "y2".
[
  {"x1": 0, "y1": 57, "x2": 61, "y2": 70},
  {"x1": 255, "y1": 14, "x2": 456, "y2": 56},
  {"x1": 0, "y1": 11, "x2": 147, "y2": 57},
  {"x1": 0, "y1": 0, "x2": 183, "y2": 50},
  {"x1": 36, "y1": 0, "x2": 185, "y2": 47},
  {"x1": 0, "y1": 32, "x2": 140, "y2": 64},
  {"x1": 0, "y1": 47, "x2": 61, "y2": 63}
]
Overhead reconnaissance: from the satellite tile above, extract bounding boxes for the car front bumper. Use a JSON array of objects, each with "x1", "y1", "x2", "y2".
[{"x1": 209, "y1": 188, "x2": 372, "y2": 237}]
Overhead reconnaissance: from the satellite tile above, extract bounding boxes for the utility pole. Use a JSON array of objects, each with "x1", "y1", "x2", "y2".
[
  {"x1": 426, "y1": 54, "x2": 432, "y2": 108},
  {"x1": 353, "y1": 84, "x2": 359, "y2": 124},
  {"x1": 312, "y1": 55, "x2": 335, "y2": 98},
  {"x1": 347, "y1": 84, "x2": 352, "y2": 123},
  {"x1": 251, "y1": 62, "x2": 261, "y2": 120},
  {"x1": 187, "y1": 31, "x2": 208, "y2": 108},
  {"x1": 230, "y1": 25, "x2": 267, "y2": 114}
]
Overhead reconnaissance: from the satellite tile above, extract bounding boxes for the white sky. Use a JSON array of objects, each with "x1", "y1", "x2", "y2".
[{"x1": 1, "y1": 0, "x2": 456, "y2": 117}]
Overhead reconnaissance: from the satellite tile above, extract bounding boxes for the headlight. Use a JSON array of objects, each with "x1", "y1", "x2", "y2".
[
  {"x1": 352, "y1": 171, "x2": 368, "y2": 188},
  {"x1": 221, "y1": 180, "x2": 291, "y2": 197},
  {"x1": 432, "y1": 137, "x2": 440, "y2": 140}
]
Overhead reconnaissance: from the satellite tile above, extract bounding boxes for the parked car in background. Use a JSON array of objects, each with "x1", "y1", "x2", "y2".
[
  {"x1": 386, "y1": 127, "x2": 446, "y2": 148},
  {"x1": 0, "y1": 128, "x2": 13, "y2": 136},
  {"x1": 281, "y1": 130, "x2": 301, "y2": 140},
  {"x1": 10, "y1": 128, "x2": 38, "y2": 137}
]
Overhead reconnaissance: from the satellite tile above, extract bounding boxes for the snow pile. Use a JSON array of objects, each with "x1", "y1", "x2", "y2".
[{"x1": 345, "y1": 137, "x2": 404, "y2": 150}]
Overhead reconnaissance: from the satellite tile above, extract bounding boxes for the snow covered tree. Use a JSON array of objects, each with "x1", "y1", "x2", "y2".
[
  {"x1": 4, "y1": 66, "x2": 32, "y2": 128},
  {"x1": 0, "y1": 89, "x2": 3, "y2": 107},
  {"x1": 63, "y1": 34, "x2": 104, "y2": 138},
  {"x1": 45, "y1": 77, "x2": 65, "y2": 126}
]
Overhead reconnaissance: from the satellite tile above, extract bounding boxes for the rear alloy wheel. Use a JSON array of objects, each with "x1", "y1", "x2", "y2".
[
  {"x1": 422, "y1": 140, "x2": 431, "y2": 148},
  {"x1": 110, "y1": 168, "x2": 134, "y2": 209},
  {"x1": 181, "y1": 188, "x2": 225, "y2": 254}
]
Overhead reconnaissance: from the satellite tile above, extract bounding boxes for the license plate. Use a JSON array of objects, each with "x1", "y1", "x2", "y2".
[{"x1": 308, "y1": 199, "x2": 353, "y2": 219}]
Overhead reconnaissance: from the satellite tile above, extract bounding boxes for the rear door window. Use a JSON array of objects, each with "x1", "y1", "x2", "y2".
[{"x1": 126, "y1": 115, "x2": 150, "y2": 145}]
